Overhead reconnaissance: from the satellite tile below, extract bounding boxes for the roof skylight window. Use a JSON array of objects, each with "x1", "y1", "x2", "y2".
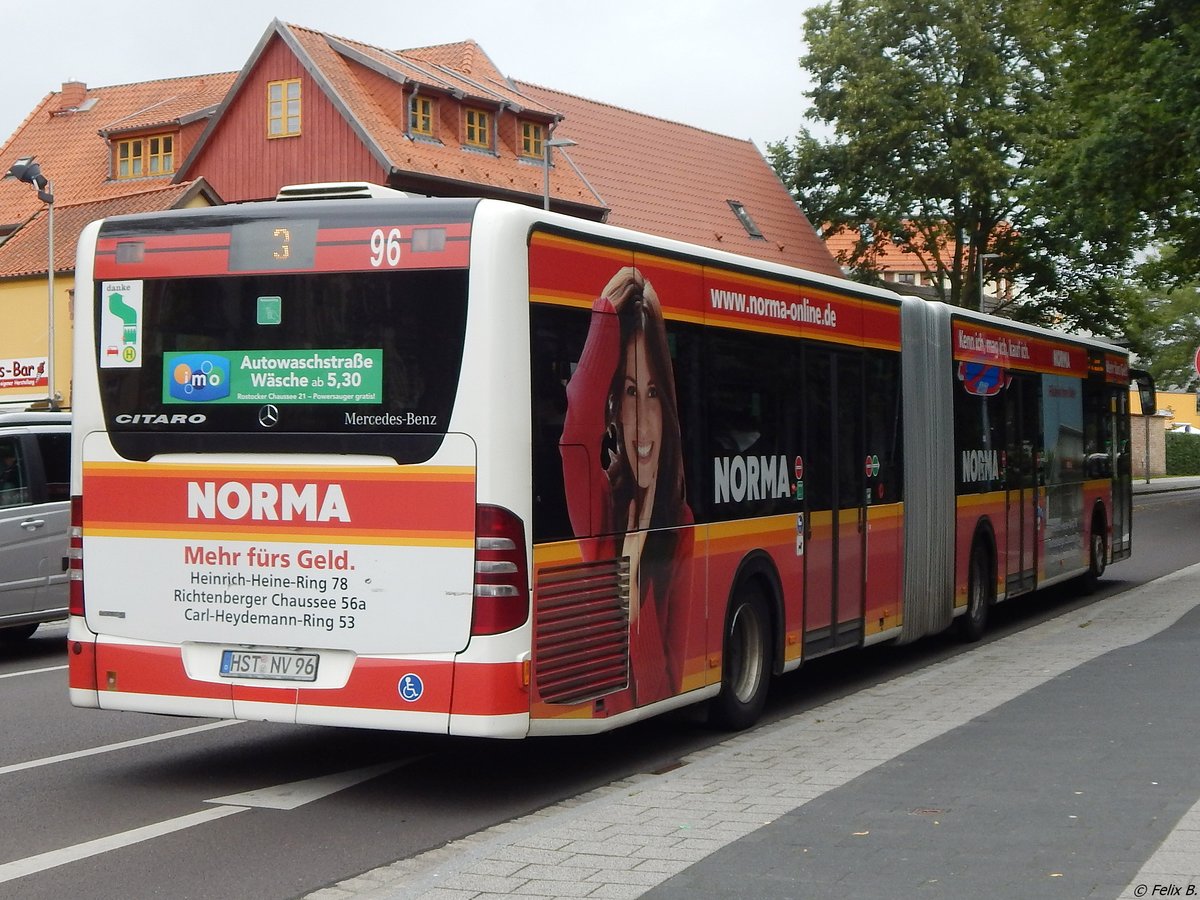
[{"x1": 727, "y1": 200, "x2": 765, "y2": 240}]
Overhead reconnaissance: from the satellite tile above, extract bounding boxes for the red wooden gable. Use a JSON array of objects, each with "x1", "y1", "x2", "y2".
[{"x1": 186, "y1": 34, "x2": 385, "y2": 201}]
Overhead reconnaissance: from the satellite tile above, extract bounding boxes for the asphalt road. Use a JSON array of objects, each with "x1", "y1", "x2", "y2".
[{"x1": 0, "y1": 488, "x2": 1195, "y2": 900}]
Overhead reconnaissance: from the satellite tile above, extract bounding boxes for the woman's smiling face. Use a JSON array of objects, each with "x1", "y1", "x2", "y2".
[{"x1": 621, "y1": 329, "x2": 662, "y2": 491}]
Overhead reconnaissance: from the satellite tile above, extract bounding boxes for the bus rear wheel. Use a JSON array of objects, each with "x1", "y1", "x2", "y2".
[
  {"x1": 708, "y1": 584, "x2": 771, "y2": 731},
  {"x1": 957, "y1": 541, "x2": 992, "y2": 643}
]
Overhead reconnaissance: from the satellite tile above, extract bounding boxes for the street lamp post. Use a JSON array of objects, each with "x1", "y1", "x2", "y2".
[
  {"x1": 8, "y1": 158, "x2": 57, "y2": 407},
  {"x1": 978, "y1": 252, "x2": 1000, "y2": 313},
  {"x1": 543, "y1": 137, "x2": 577, "y2": 211}
]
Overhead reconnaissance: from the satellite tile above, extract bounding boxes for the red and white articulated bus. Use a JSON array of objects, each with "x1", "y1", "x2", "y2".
[{"x1": 67, "y1": 184, "x2": 1155, "y2": 737}]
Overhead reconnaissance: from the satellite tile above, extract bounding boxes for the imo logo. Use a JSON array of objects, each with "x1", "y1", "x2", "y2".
[{"x1": 168, "y1": 354, "x2": 231, "y2": 402}]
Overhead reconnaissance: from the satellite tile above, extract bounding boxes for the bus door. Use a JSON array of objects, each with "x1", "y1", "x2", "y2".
[
  {"x1": 1004, "y1": 374, "x2": 1041, "y2": 594},
  {"x1": 1110, "y1": 386, "x2": 1132, "y2": 559},
  {"x1": 803, "y1": 348, "x2": 866, "y2": 655}
]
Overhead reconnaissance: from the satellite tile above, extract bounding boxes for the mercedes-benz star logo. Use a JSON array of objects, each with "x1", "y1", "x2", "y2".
[{"x1": 258, "y1": 404, "x2": 280, "y2": 428}]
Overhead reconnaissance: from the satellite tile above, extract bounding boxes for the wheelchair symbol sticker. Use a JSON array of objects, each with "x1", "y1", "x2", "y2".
[{"x1": 398, "y1": 673, "x2": 424, "y2": 703}]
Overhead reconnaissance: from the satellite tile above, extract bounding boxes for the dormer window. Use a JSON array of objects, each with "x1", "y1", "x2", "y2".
[
  {"x1": 115, "y1": 134, "x2": 175, "y2": 179},
  {"x1": 520, "y1": 122, "x2": 544, "y2": 159},
  {"x1": 268, "y1": 78, "x2": 302, "y2": 138},
  {"x1": 409, "y1": 95, "x2": 435, "y2": 137},
  {"x1": 464, "y1": 108, "x2": 491, "y2": 149}
]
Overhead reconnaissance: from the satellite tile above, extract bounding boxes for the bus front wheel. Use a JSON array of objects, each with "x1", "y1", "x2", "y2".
[
  {"x1": 1082, "y1": 512, "x2": 1107, "y2": 593},
  {"x1": 708, "y1": 584, "x2": 771, "y2": 731}
]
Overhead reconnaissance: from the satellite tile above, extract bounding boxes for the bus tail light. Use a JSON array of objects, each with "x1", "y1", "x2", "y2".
[
  {"x1": 472, "y1": 505, "x2": 529, "y2": 636},
  {"x1": 69, "y1": 495, "x2": 85, "y2": 616}
]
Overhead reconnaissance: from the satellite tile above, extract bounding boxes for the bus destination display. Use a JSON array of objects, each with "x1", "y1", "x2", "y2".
[{"x1": 228, "y1": 219, "x2": 318, "y2": 271}]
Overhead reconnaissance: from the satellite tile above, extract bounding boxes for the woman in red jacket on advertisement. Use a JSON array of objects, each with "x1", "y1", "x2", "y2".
[{"x1": 560, "y1": 267, "x2": 694, "y2": 707}]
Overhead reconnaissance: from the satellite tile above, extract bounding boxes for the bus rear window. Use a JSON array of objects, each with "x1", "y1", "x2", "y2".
[{"x1": 96, "y1": 269, "x2": 468, "y2": 462}]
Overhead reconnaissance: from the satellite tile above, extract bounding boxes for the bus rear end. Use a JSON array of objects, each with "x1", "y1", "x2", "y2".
[{"x1": 68, "y1": 193, "x2": 533, "y2": 737}]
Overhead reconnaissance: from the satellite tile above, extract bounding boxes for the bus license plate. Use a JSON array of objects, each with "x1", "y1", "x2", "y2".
[{"x1": 220, "y1": 650, "x2": 319, "y2": 682}]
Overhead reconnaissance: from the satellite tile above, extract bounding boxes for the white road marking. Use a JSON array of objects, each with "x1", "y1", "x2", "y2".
[
  {"x1": 0, "y1": 807, "x2": 247, "y2": 884},
  {"x1": 0, "y1": 759, "x2": 413, "y2": 884},
  {"x1": 0, "y1": 664, "x2": 67, "y2": 680},
  {"x1": 208, "y1": 760, "x2": 407, "y2": 810},
  {"x1": 0, "y1": 720, "x2": 244, "y2": 777}
]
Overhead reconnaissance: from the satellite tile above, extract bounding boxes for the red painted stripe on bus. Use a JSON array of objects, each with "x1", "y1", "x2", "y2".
[
  {"x1": 450, "y1": 662, "x2": 530, "y2": 717},
  {"x1": 94, "y1": 223, "x2": 471, "y2": 279},
  {"x1": 68, "y1": 637, "x2": 98, "y2": 691},
  {"x1": 95, "y1": 643, "x2": 230, "y2": 699},
  {"x1": 82, "y1": 465, "x2": 475, "y2": 537},
  {"x1": 953, "y1": 322, "x2": 1090, "y2": 377},
  {"x1": 297, "y1": 659, "x2": 452, "y2": 712},
  {"x1": 529, "y1": 230, "x2": 902, "y2": 349},
  {"x1": 87, "y1": 643, "x2": 529, "y2": 717}
]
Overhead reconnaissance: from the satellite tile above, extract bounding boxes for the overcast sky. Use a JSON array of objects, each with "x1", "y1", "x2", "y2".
[{"x1": 1, "y1": 0, "x2": 820, "y2": 157}]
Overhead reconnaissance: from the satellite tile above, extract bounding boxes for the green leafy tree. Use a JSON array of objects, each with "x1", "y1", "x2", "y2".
[
  {"x1": 772, "y1": 0, "x2": 1161, "y2": 335},
  {"x1": 771, "y1": 0, "x2": 1059, "y2": 311},
  {"x1": 1123, "y1": 273, "x2": 1200, "y2": 391},
  {"x1": 1043, "y1": 0, "x2": 1200, "y2": 286}
]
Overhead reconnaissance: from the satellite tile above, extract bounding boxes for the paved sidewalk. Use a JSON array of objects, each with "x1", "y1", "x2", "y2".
[
  {"x1": 1133, "y1": 475, "x2": 1200, "y2": 494},
  {"x1": 648, "y1": 592, "x2": 1200, "y2": 898},
  {"x1": 308, "y1": 561, "x2": 1200, "y2": 900}
]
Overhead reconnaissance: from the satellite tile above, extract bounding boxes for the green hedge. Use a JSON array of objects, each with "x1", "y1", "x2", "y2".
[{"x1": 1166, "y1": 431, "x2": 1200, "y2": 475}]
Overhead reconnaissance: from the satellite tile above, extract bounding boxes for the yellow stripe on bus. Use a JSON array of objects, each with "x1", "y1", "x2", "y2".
[
  {"x1": 530, "y1": 231, "x2": 631, "y2": 263},
  {"x1": 955, "y1": 490, "x2": 1008, "y2": 510},
  {"x1": 82, "y1": 462, "x2": 475, "y2": 481}
]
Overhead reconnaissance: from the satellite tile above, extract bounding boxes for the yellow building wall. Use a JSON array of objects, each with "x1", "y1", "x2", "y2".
[
  {"x1": 1135, "y1": 388, "x2": 1200, "y2": 429},
  {"x1": 0, "y1": 274, "x2": 72, "y2": 407}
]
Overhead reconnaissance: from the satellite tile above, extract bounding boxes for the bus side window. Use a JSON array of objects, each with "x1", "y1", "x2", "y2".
[
  {"x1": 954, "y1": 369, "x2": 1006, "y2": 494},
  {"x1": 705, "y1": 330, "x2": 793, "y2": 521},
  {"x1": 531, "y1": 305, "x2": 588, "y2": 542},
  {"x1": 865, "y1": 350, "x2": 903, "y2": 503},
  {"x1": 670, "y1": 324, "x2": 705, "y2": 520}
]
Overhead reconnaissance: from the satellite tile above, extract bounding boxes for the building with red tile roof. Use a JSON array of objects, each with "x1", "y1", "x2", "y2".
[
  {"x1": 0, "y1": 19, "x2": 838, "y2": 405},
  {"x1": 0, "y1": 184, "x2": 217, "y2": 279},
  {"x1": 0, "y1": 74, "x2": 234, "y2": 404},
  {"x1": 824, "y1": 224, "x2": 947, "y2": 292},
  {"x1": 823, "y1": 223, "x2": 1011, "y2": 311},
  {"x1": 0, "y1": 74, "x2": 235, "y2": 231},
  {"x1": 179, "y1": 23, "x2": 602, "y2": 217},
  {"x1": 180, "y1": 20, "x2": 835, "y2": 272},
  {"x1": 514, "y1": 81, "x2": 840, "y2": 276}
]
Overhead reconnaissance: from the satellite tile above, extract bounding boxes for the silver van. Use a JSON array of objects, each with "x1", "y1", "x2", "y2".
[{"x1": 0, "y1": 409, "x2": 70, "y2": 642}]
